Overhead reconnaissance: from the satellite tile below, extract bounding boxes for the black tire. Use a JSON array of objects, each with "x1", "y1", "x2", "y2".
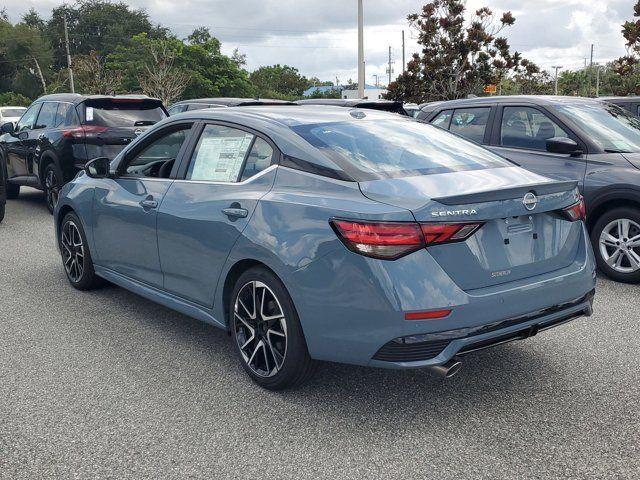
[
  {"x1": 43, "y1": 162, "x2": 63, "y2": 214},
  {"x1": 59, "y1": 212, "x2": 103, "y2": 290},
  {"x1": 590, "y1": 206, "x2": 640, "y2": 284},
  {"x1": 230, "y1": 266, "x2": 318, "y2": 390},
  {"x1": 1, "y1": 151, "x2": 19, "y2": 199},
  {"x1": 0, "y1": 201, "x2": 4, "y2": 224},
  {"x1": 6, "y1": 182, "x2": 20, "y2": 199}
]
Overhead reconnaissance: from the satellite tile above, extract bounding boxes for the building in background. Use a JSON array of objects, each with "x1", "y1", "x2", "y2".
[{"x1": 341, "y1": 84, "x2": 388, "y2": 100}]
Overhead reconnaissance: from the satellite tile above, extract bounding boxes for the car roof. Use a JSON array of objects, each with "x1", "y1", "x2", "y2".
[
  {"x1": 420, "y1": 95, "x2": 603, "y2": 111},
  {"x1": 296, "y1": 98, "x2": 401, "y2": 108},
  {"x1": 172, "y1": 98, "x2": 297, "y2": 107},
  {"x1": 33, "y1": 93, "x2": 162, "y2": 105},
  {"x1": 599, "y1": 96, "x2": 640, "y2": 103}
]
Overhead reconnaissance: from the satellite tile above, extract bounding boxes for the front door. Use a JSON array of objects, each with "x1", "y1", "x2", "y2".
[
  {"x1": 489, "y1": 105, "x2": 587, "y2": 186},
  {"x1": 92, "y1": 123, "x2": 194, "y2": 288},
  {"x1": 4, "y1": 103, "x2": 42, "y2": 179},
  {"x1": 157, "y1": 123, "x2": 277, "y2": 307}
]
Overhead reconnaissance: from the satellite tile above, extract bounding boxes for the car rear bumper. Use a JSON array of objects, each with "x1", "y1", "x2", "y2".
[{"x1": 289, "y1": 223, "x2": 597, "y2": 368}]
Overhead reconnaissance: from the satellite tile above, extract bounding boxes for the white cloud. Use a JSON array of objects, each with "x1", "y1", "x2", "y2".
[{"x1": 3, "y1": 0, "x2": 631, "y2": 82}]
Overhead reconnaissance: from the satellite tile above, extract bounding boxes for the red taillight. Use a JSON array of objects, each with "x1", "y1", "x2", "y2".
[
  {"x1": 330, "y1": 219, "x2": 484, "y2": 260},
  {"x1": 330, "y1": 220, "x2": 423, "y2": 260},
  {"x1": 420, "y1": 223, "x2": 483, "y2": 246},
  {"x1": 561, "y1": 196, "x2": 586, "y2": 222},
  {"x1": 62, "y1": 125, "x2": 108, "y2": 139}
]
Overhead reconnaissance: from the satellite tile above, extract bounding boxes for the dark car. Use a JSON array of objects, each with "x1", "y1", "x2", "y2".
[
  {"x1": 600, "y1": 96, "x2": 640, "y2": 117},
  {"x1": 296, "y1": 98, "x2": 408, "y2": 115},
  {"x1": 0, "y1": 94, "x2": 168, "y2": 213},
  {"x1": 168, "y1": 98, "x2": 296, "y2": 115},
  {"x1": 0, "y1": 154, "x2": 5, "y2": 223},
  {"x1": 416, "y1": 95, "x2": 640, "y2": 283}
]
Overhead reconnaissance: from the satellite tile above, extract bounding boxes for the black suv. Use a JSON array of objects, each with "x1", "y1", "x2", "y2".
[
  {"x1": 417, "y1": 95, "x2": 640, "y2": 283},
  {"x1": 296, "y1": 98, "x2": 409, "y2": 115},
  {"x1": 168, "y1": 98, "x2": 295, "y2": 115},
  {"x1": 0, "y1": 156, "x2": 5, "y2": 223},
  {"x1": 0, "y1": 94, "x2": 168, "y2": 213}
]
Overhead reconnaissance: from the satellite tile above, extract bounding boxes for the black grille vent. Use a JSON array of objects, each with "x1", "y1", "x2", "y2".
[{"x1": 373, "y1": 339, "x2": 450, "y2": 362}]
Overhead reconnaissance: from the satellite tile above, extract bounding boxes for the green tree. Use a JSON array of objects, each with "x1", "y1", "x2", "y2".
[
  {"x1": 386, "y1": 1, "x2": 522, "y2": 103},
  {"x1": 0, "y1": 91, "x2": 32, "y2": 106},
  {"x1": 611, "y1": 1, "x2": 640, "y2": 95},
  {"x1": 249, "y1": 64, "x2": 310, "y2": 99}
]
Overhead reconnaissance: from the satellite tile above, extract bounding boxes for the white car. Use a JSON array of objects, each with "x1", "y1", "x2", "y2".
[{"x1": 0, "y1": 106, "x2": 27, "y2": 126}]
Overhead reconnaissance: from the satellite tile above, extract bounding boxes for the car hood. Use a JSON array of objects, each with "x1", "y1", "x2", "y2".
[{"x1": 621, "y1": 152, "x2": 640, "y2": 170}]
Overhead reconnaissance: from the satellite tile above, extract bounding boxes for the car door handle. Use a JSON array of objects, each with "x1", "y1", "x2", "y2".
[
  {"x1": 140, "y1": 199, "x2": 158, "y2": 209},
  {"x1": 222, "y1": 207, "x2": 248, "y2": 219}
]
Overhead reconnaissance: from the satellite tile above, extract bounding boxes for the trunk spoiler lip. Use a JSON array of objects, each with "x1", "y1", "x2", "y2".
[{"x1": 431, "y1": 180, "x2": 578, "y2": 206}]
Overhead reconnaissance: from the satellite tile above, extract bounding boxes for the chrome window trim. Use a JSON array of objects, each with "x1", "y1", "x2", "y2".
[{"x1": 172, "y1": 164, "x2": 277, "y2": 186}]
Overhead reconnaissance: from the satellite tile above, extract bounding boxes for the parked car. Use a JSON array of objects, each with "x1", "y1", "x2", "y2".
[
  {"x1": 0, "y1": 106, "x2": 27, "y2": 126},
  {"x1": 0, "y1": 94, "x2": 168, "y2": 213},
  {"x1": 296, "y1": 98, "x2": 409, "y2": 115},
  {"x1": 0, "y1": 154, "x2": 5, "y2": 223},
  {"x1": 54, "y1": 106, "x2": 595, "y2": 389},
  {"x1": 168, "y1": 98, "x2": 295, "y2": 115},
  {"x1": 599, "y1": 96, "x2": 640, "y2": 117},
  {"x1": 417, "y1": 95, "x2": 640, "y2": 283}
]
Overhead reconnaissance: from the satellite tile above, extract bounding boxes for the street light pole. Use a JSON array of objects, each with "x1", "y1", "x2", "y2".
[
  {"x1": 595, "y1": 64, "x2": 602, "y2": 97},
  {"x1": 552, "y1": 65, "x2": 563, "y2": 95},
  {"x1": 357, "y1": 0, "x2": 365, "y2": 98}
]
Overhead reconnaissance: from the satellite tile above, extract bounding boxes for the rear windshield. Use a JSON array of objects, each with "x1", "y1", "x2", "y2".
[
  {"x1": 82, "y1": 100, "x2": 166, "y2": 127},
  {"x1": 291, "y1": 119, "x2": 511, "y2": 180},
  {"x1": 1, "y1": 108, "x2": 26, "y2": 117}
]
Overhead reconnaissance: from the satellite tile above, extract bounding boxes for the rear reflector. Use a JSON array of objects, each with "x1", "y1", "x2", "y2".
[
  {"x1": 560, "y1": 196, "x2": 586, "y2": 222},
  {"x1": 405, "y1": 309, "x2": 452, "y2": 321},
  {"x1": 330, "y1": 219, "x2": 484, "y2": 260}
]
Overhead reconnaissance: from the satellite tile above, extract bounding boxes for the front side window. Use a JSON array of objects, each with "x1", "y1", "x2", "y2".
[
  {"x1": 501, "y1": 106, "x2": 569, "y2": 151},
  {"x1": 16, "y1": 104, "x2": 41, "y2": 132},
  {"x1": 35, "y1": 102, "x2": 58, "y2": 129},
  {"x1": 449, "y1": 107, "x2": 490, "y2": 143},
  {"x1": 123, "y1": 126, "x2": 191, "y2": 178},
  {"x1": 430, "y1": 110, "x2": 453, "y2": 129},
  {"x1": 292, "y1": 118, "x2": 511, "y2": 180},
  {"x1": 186, "y1": 125, "x2": 255, "y2": 182}
]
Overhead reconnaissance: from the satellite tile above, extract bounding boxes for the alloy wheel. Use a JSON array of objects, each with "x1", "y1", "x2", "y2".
[
  {"x1": 45, "y1": 169, "x2": 59, "y2": 211},
  {"x1": 234, "y1": 281, "x2": 288, "y2": 378},
  {"x1": 61, "y1": 220, "x2": 85, "y2": 283},
  {"x1": 599, "y1": 218, "x2": 640, "y2": 274}
]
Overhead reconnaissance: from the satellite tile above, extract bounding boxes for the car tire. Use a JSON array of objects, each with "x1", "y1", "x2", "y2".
[
  {"x1": 0, "y1": 201, "x2": 4, "y2": 224},
  {"x1": 1, "y1": 151, "x2": 19, "y2": 200},
  {"x1": 43, "y1": 162, "x2": 63, "y2": 214},
  {"x1": 591, "y1": 207, "x2": 640, "y2": 284},
  {"x1": 230, "y1": 266, "x2": 318, "y2": 390},
  {"x1": 59, "y1": 212, "x2": 104, "y2": 290},
  {"x1": 6, "y1": 182, "x2": 20, "y2": 199}
]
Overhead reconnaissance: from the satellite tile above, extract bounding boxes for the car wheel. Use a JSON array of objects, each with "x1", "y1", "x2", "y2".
[
  {"x1": 6, "y1": 182, "x2": 20, "y2": 199},
  {"x1": 60, "y1": 212, "x2": 103, "y2": 290},
  {"x1": 591, "y1": 207, "x2": 640, "y2": 284},
  {"x1": 1, "y1": 153, "x2": 19, "y2": 199},
  {"x1": 0, "y1": 201, "x2": 4, "y2": 224},
  {"x1": 43, "y1": 163, "x2": 62, "y2": 214},
  {"x1": 230, "y1": 266, "x2": 318, "y2": 390}
]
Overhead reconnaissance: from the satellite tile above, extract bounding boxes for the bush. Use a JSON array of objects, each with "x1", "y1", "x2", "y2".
[{"x1": 0, "y1": 92, "x2": 32, "y2": 106}]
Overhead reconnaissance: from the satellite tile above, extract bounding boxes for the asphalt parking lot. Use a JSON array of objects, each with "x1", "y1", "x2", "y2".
[{"x1": 1, "y1": 188, "x2": 638, "y2": 479}]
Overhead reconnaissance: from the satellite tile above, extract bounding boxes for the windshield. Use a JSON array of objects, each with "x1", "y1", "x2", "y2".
[
  {"x1": 556, "y1": 103, "x2": 640, "y2": 153},
  {"x1": 1, "y1": 108, "x2": 26, "y2": 117},
  {"x1": 291, "y1": 119, "x2": 511, "y2": 179}
]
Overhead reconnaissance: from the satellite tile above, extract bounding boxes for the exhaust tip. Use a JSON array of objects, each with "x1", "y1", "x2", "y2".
[{"x1": 428, "y1": 358, "x2": 462, "y2": 378}]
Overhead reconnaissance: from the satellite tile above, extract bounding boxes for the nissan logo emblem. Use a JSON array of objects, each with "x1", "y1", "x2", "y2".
[
  {"x1": 134, "y1": 129, "x2": 143, "y2": 136},
  {"x1": 523, "y1": 192, "x2": 538, "y2": 211}
]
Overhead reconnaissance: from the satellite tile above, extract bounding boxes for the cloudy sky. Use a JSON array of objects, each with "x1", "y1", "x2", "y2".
[{"x1": 3, "y1": 0, "x2": 633, "y2": 85}]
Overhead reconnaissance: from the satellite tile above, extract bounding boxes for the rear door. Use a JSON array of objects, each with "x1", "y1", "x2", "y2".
[
  {"x1": 157, "y1": 122, "x2": 278, "y2": 307},
  {"x1": 488, "y1": 104, "x2": 588, "y2": 186},
  {"x1": 78, "y1": 98, "x2": 168, "y2": 163},
  {"x1": 92, "y1": 122, "x2": 194, "y2": 287}
]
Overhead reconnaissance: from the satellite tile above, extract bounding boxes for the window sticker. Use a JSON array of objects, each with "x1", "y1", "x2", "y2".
[
  {"x1": 190, "y1": 133, "x2": 254, "y2": 182},
  {"x1": 85, "y1": 107, "x2": 94, "y2": 122}
]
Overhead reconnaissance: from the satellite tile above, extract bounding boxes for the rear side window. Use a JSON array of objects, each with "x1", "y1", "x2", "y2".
[
  {"x1": 501, "y1": 106, "x2": 569, "y2": 150},
  {"x1": 186, "y1": 125, "x2": 255, "y2": 182},
  {"x1": 35, "y1": 102, "x2": 58, "y2": 129},
  {"x1": 55, "y1": 103, "x2": 79, "y2": 127},
  {"x1": 240, "y1": 137, "x2": 274, "y2": 181},
  {"x1": 82, "y1": 100, "x2": 166, "y2": 127},
  {"x1": 430, "y1": 110, "x2": 453, "y2": 129},
  {"x1": 449, "y1": 107, "x2": 490, "y2": 143},
  {"x1": 168, "y1": 104, "x2": 187, "y2": 115},
  {"x1": 292, "y1": 119, "x2": 510, "y2": 180}
]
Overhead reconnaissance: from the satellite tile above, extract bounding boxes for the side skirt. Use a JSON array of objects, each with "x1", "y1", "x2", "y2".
[{"x1": 94, "y1": 265, "x2": 226, "y2": 330}]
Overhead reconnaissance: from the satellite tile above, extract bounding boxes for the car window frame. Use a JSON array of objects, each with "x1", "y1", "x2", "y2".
[
  {"x1": 16, "y1": 103, "x2": 43, "y2": 132},
  {"x1": 491, "y1": 103, "x2": 585, "y2": 154},
  {"x1": 174, "y1": 120, "x2": 281, "y2": 184},
  {"x1": 116, "y1": 121, "x2": 197, "y2": 180}
]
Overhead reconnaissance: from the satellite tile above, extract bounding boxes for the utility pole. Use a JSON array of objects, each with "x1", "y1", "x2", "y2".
[
  {"x1": 552, "y1": 65, "x2": 563, "y2": 95},
  {"x1": 595, "y1": 64, "x2": 601, "y2": 97},
  {"x1": 63, "y1": 16, "x2": 75, "y2": 93},
  {"x1": 402, "y1": 30, "x2": 406, "y2": 73},
  {"x1": 373, "y1": 74, "x2": 380, "y2": 87},
  {"x1": 589, "y1": 44, "x2": 594, "y2": 68},
  {"x1": 357, "y1": 0, "x2": 365, "y2": 98},
  {"x1": 387, "y1": 46, "x2": 393, "y2": 85}
]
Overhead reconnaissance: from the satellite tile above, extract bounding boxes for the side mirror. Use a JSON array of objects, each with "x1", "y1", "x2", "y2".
[
  {"x1": 546, "y1": 137, "x2": 582, "y2": 156},
  {"x1": 0, "y1": 122, "x2": 15, "y2": 135},
  {"x1": 85, "y1": 157, "x2": 111, "y2": 179}
]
